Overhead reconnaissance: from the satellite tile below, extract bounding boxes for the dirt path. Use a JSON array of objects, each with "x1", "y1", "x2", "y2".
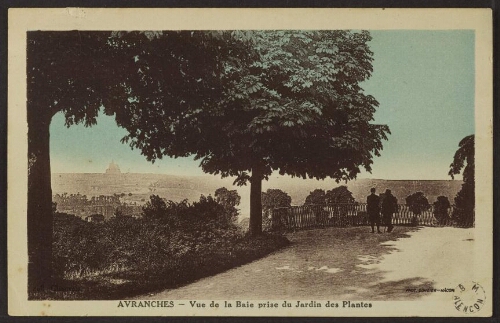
[{"x1": 142, "y1": 226, "x2": 474, "y2": 300}]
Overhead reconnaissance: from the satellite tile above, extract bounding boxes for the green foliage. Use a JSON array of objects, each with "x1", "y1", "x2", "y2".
[
  {"x1": 325, "y1": 186, "x2": 355, "y2": 204},
  {"x1": 452, "y1": 182, "x2": 475, "y2": 226},
  {"x1": 303, "y1": 186, "x2": 355, "y2": 224},
  {"x1": 405, "y1": 192, "x2": 430, "y2": 216},
  {"x1": 304, "y1": 189, "x2": 327, "y2": 206},
  {"x1": 141, "y1": 195, "x2": 168, "y2": 220},
  {"x1": 28, "y1": 32, "x2": 109, "y2": 125},
  {"x1": 50, "y1": 217, "x2": 288, "y2": 299},
  {"x1": 28, "y1": 31, "x2": 243, "y2": 127},
  {"x1": 53, "y1": 213, "x2": 112, "y2": 278},
  {"x1": 114, "y1": 31, "x2": 390, "y2": 186},
  {"x1": 191, "y1": 194, "x2": 235, "y2": 227},
  {"x1": 214, "y1": 187, "x2": 241, "y2": 222},
  {"x1": 261, "y1": 189, "x2": 292, "y2": 230},
  {"x1": 53, "y1": 190, "x2": 246, "y2": 279},
  {"x1": 448, "y1": 135, "x2": 474, "y2": 227},
  {"x1": 141, "y1": 193, "x2": 239, "y2": 229},
  {"x1": 303, "y1": 189, "x2": 330, "y2": 226},
  {"x1": 109, "y1": 31, "x2": 254, "y2": 161},
  {"x1": 114, "y1": 208, "x2": 124, "y2": 218},
  {"x1": 433, "y1": 196, "x2": 451, "y2": 224},
  {"x1": 261, "y1": 189, "x2": 292, "y2": 211},
  {"x1": 304, "y1": 186, "x2": 355, "y2": 207},
  {"x1": 215, "y1": 187, "x2": 241, "y2": 207},
  {"x1": 449, "y1": 135, "x2": 474, "y2": 183}
]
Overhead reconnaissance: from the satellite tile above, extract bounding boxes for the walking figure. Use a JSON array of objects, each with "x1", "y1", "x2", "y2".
[
  {"x1": 367, "y1": 188, "x2": 381, "y2": 233},
  {"x1": 381, "y1": 189, "x2": 398, "y2": 233}
]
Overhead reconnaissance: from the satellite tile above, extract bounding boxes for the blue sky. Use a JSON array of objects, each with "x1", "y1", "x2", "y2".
[{"x1": 50, "y1": 30, "x2": 475, "y2": 180}]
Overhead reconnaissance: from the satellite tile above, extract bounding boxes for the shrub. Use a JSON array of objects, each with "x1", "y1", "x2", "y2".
[
  {"x1": 433, "y1": 196, "x2": 451, "y2": 224},
  {"x1": 142, "y1": 195, "x2": 168, "y2": 220},
  {"x1": 326, "y1": 186, "x2": 356, "y2": 219},
  {"x1": 406, "y1": 192, "x2": 430, "y2": 215},
  {"x1": 53, "y1": 191, "x2": 248, "y2": 280},
  {"x1": 261, "y1": 189, "x2": 291, "y2": 230},
  {"x1": 53, "y1": 213, "x2": 113, "y2": 278},
  {"x1": 325, "y1": 186, "x2": 355, "y2": 204},
  {"x1": 215, "y1": 187, "x2": 241, "y2": 208},
  {"x1": 449, "y1": 135, "x2": 474, "y2": 227},
  {"x1": 452, "y1": 182, "x2": 474, "y2": 226},
  {"x1": 406, "y1": 192, "x2": 430, "y2": 225},
  {"x1": 304, "y1": 189, "x2": 327, "y2": 206}
]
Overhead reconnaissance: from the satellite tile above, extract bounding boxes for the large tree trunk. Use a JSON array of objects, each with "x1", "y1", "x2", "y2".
[
  {"x1": 27, "y1": 107, "x2": 53, "y2": 294},
  {"x1": 249, "y1": 166, "x2": 263, "y2": 236}
]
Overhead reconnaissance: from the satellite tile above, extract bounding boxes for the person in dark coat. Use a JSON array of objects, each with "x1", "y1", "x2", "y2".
[
  {"x1": 381, "y1": 189, "x2": 398, "y2": 233},
  {"x1": 366, "y1": 188, "x2": 381, "y2": 233}
]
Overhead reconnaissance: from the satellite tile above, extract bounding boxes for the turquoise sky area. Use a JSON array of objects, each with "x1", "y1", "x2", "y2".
[{"x1": 50, "y1": 30, "x2": 475, "y2": 180}]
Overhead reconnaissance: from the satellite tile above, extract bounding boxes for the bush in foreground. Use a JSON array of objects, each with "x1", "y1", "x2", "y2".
[{"x1": 44, "y1": 191, "x2": 289, "y2": 300}]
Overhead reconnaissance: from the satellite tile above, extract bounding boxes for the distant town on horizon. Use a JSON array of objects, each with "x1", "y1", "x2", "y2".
[
  {"x1": 51, "y1": 161, "x2": 463, "y2": 220},
  {"x1": 55, "y1": 161, "x2": 465, "y2": 181}
]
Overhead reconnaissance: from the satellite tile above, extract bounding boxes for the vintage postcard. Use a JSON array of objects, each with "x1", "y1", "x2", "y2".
[{"x1": 7, "y1": 8, "x2": 493, "y2": 317}]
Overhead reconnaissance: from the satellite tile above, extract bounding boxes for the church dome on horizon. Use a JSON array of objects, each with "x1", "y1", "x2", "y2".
[{"x1": 105, "y1": 161, "x2": 121, "y2": 174}]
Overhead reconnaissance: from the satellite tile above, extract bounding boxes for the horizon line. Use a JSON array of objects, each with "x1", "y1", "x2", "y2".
[{"x1": 51, "y1": 172, "x2": 462, "y2": 181}]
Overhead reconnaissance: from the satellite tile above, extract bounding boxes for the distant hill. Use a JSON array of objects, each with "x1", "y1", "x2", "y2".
[
  {"x1": 52, "y1": 173, "x2": 237, "y2": 205},
  {"x1": 52, "y1": 173, "x2": 463, "y2": 218}
]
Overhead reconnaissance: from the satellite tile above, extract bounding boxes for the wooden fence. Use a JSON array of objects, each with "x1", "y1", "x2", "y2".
[{"x1": 268, "y1": 203, "x2": 473, "y2": 231}]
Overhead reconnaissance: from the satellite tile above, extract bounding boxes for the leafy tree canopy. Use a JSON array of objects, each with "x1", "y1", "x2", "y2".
[
  {"x1": 214, "y1": 187, "x2": 241, "y2": 208},
  {"x1": 448, "y1": 135, "x2": 475, "y2": 226},
  {"x1": 117, "y1": 30, "x2": 390, "y2": 185},
  {"x1": 261, "y1": 189, "x2": 292, "y2": 211},
  {"x1": 304, "y1": 189, "x2": 327, "y2": 206},
  {"x1": 448, "y1": 135, "x2": 474, "y2": 183},
  {"x1": 433, "y1": 195, "x2": 451, "y2": 221},
  {"x1": 405, "y1": 192, "x2": 430, "y2": 215},
  {"x1": 434, "y1": 196, "x2": 451, "y2": 210},
  {"x1": 142, "y1": 195, "x2": 168, "y2": 220},
  {"x1": 325, "y1": 186, "x2": 355, "y2": 204},
  {"x1": 28, "y1": 30, "x2": 248, "y2": 127}
]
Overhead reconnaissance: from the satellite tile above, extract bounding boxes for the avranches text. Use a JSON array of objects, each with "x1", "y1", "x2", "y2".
[{"x1": 117, "y1": 300, "x2": 372, "y2": 309}]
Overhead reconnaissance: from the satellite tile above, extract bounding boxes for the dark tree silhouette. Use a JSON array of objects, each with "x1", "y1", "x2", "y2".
[
  {"x1": 27, "y1": 32, "x2": 115, "y2": 291},
  {"x1": 405, "y1": 192, "x2": 430, "y2": 226},
  {"x1": 406, "y1": 192, "x2": 431, "y2": 217},
  {"x1": 142, "y1": 195, "x2": 168, "y2": 220},
  {"x1": 214, "y1": 187, "x2": 241, "y2": 209},
  {"x1": 304, "y1": 189, "x2": 327, "y2": 206},
  {"x1": 114, "y1": 208, "x2": 124, "y2": 218},
  {"x1": 304, "y1": 186, "x2": 355, "y2": 221},
  {"x1": 214, "y1": 187, "x2": 241, "y2": 222},
  {"x1": 27, "y1": 31, "x2": 244, "y2": 292},
  {"x1": 448, "y1": 135, "x2": 475, "y2": 226},
  {"x1": 261, "y1": 189, "x2": 292, "y2": 213},
  {"x1": 304, "y1": 189, "x2": 330, "y2": 226},
  {"x1": 325, "y1": 186, "x2": 356, "y2": 204},
  {"x1": 433, "y1": 196, "x2": 451, "y2": 224},
  {"x1": 325, "y1": 186, "x2": 356, "y2": 219}
]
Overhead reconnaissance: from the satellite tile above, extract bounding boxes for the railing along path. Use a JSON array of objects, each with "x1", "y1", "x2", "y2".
[{"x1": 269, "y1": 203, "x2": 473, "y2": 231}]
